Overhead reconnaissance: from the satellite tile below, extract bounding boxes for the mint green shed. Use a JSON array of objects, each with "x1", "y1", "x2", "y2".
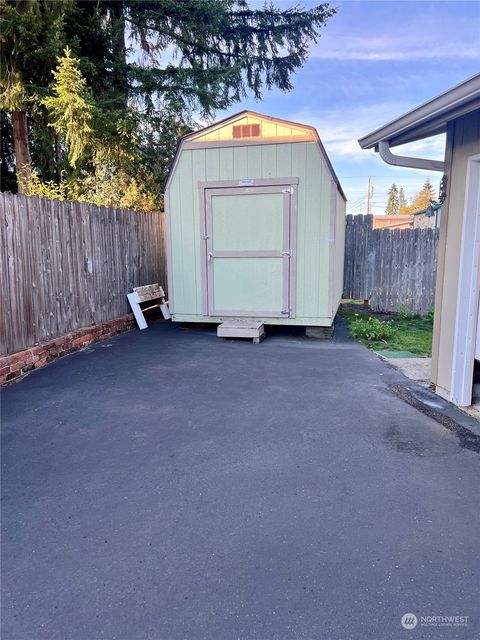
[{"x1": 165, "y1": 111, "x2": 346, "y2": 328}]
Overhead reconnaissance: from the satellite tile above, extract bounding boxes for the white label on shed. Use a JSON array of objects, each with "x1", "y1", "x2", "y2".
[{"x1": 239, "y1": 179, "x2": 254, "y2": 186}]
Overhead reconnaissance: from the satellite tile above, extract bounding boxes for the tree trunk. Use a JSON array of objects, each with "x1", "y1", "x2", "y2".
[
  {"x1": 110, "y1": 1, "x2": 128, "y2": 109},
  {"x1": 11, "y1": 110, "x2": 31, "y2": 192}
]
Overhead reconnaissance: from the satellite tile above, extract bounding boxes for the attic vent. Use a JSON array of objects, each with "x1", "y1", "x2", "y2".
[{"x1": 232, "y1": 123, "x2": 261, "y2": 139}]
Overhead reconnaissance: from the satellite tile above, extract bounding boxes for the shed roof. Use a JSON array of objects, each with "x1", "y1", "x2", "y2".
[
  {"x1": 358, "y1": 73, "x2": 480, "y2": 150},
  {"x1": 166, "y1": 110, "x2": 346, "y2": 200},
  {"x1": 184, "y1": 110, "x2": 316, "y2": 143}
]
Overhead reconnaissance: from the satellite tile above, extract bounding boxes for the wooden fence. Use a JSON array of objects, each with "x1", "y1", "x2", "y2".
[
  {"x1": 0, "y1": 193, "x2": 166, "y2": 355},
  {"x1": 343, "y1": 214, "x2": 439, "y2": 314}
]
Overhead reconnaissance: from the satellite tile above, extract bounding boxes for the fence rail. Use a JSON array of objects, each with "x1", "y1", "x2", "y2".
[
  {"x1": 0, "y1": 193, "x2": 166, "y2": 355},
  {"x1": 343, "y1": 214, "x2": 439, "y2": 314}
]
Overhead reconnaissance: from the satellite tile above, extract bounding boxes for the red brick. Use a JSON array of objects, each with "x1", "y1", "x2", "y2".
[
  {"x1": 44, "y1": 346, "x2": 57, "y2": 356},
  {"x1": 2, "y1": 353, "x2": 23, "y2": 367},
  {"x1": 14, "y1": 350, "x2": 30, "y2": 363},
  {"x1": 10, "y1": 360, "x2": 28, "y2": 372},
  {"x1": 1, "y1": 314, "x2": 138, "y2": 386}
]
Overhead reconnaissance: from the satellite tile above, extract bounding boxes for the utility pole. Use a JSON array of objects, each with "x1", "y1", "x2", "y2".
[{"x1": 366, "y1": 177, "x2": 372, "y2": 215}]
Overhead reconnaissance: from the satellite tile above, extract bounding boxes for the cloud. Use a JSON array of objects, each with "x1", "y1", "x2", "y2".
[
  {"x1": 390, "y1": 136, "x2": 446, "y2": 159},
  {"x1": 288, "y1": 103, "x2": 446, "y2": 214},
  {"x1": 290, "y1": 105, "x2": 396, "y2": 160},
  {"x1": 289, "y1": 104, "x2": 446, "y2": 162},
  {"x1": 311, "y1": 5, "x2": 480, "y2": 63},
  {"x1": 311, "y1": 35, "x2": 480, "y2": 61}
]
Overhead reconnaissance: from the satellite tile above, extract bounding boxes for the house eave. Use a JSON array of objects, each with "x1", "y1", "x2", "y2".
[{"x1": 358, "y1": 73, "x2": 480, "y2": 149}]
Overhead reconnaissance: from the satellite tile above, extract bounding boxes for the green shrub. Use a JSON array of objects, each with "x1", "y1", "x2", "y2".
[
  {"x1": 397, "y1": 306, "x2": 418, "y2": 320},
  {"x1": 349, "y1": 316, "x2": 398, "y2": 343}
]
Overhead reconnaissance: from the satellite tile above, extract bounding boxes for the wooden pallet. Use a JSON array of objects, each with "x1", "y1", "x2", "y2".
[{"x1": 217, "y1": 320, "x2": 265, "y2": 344}]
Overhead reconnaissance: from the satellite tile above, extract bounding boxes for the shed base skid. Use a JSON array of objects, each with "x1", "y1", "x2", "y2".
[
  {"x1": 305, "y1": 325, "x2": 334, "y2": 339},
  {"x1": 217, "y1": 321, "x2": 265, "y2": 344},
  {"x1": 171, "y1": 314, "x2": 337, "y2": 327}
]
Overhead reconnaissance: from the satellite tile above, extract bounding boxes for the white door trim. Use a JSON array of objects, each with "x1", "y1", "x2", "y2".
[
  {"x1": 202, "y1": 184, "x2": 296, "y2": 318},
  {"x1": 451, "y1": 153, "x2": 480, "y2": 406}
]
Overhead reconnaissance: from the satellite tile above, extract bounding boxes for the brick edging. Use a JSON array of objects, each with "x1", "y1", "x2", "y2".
[{"x1": 0, "y1": 314, "x2": 136, "y2": 386}]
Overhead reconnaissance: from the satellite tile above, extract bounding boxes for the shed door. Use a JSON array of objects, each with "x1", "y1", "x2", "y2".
[{"x1": 204, "y1": 185, "x2": 296, "y2": 317}]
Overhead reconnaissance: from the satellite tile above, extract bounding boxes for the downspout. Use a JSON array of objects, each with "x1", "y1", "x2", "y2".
[{"x1": 378, "y1": 140, "x2": 444, "y2": 172}]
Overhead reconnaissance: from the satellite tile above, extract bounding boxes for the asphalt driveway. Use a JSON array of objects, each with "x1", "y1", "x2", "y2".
[{"x1": 2, "y1": 321, "x2": 479, "y2": 640}]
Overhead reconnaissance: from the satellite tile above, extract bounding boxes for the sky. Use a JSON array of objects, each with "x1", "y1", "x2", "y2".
[{"x1": 215, "y1": 0, "x2": 480, "y2": 215}]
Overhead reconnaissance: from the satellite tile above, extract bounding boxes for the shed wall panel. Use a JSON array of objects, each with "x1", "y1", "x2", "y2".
[{"x1": 335, "y1": 189, "x2": 347, "y2": 307}]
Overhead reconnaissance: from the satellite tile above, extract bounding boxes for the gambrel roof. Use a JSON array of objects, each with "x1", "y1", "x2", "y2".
[
  {"x1": 167, "y1": 110, "x2": 345, "y2": 200},
  {"x1": 185, "y1": 110, "x2": 317, "y2": 144}
]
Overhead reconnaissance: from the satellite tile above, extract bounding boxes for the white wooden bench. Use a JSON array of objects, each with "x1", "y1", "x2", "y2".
[{"x1": 127, "y1": 283, "x2": 170, "y2": 330}]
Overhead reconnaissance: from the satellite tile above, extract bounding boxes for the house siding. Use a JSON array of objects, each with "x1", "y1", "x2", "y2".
[{"x1": 431, "y1": 110, "x2": 480, "y2": 397}]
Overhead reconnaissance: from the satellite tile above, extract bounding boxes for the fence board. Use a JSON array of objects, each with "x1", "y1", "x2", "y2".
[
  {"x1": 0, "y1": 194, "x2": 167, "y2": 355},
  {"x1": 343, "y1": 214, "x2": 439, "y2": 314}
]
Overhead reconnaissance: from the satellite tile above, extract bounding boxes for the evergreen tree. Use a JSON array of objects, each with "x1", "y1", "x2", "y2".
[
  {"x1": 122, "y1": 1, "x2": 335, "y2": 116},
  {"x1": 406, "y1": 178, "x2": 437, "y2": 213},
  {"x1": 43, "y1": 48, "x2": 95, "y2": 169},
  {"x1": 0, "y1": 0, "x2": 71, "y2": 188},
  {"x1": 421, "y1": 178, "x2": 436, "y2": 202},
  {"x1": 1, "y1": 0, "x2": 336, "y2": 204},
  {"x1": 399, "y1": 186, "x2": 407, "y2": 214},
  {"x1": 0, "y1": 110, "x2": 16, "y2": 192},
  {"x1": 385, "y1": 183, "x2": 399, "y2": 216}
]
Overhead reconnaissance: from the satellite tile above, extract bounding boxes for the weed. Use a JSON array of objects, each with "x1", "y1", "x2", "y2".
[
  {"x1": 397, "y1": 306, "x2": 418, "y2": 320},
  {"x1": 350, "y1": 316, "x2": 397, "y2": 343},
  {"x1": 340, "y1": 306, "x2": 434, "y2": 355}
]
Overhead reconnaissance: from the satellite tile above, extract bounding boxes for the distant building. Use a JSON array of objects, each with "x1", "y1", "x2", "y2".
[{"x1": 372, "y1": 215, "x2": 413, "y2": 230}]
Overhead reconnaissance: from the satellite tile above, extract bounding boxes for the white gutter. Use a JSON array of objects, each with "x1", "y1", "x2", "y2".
[{"x1": 378, "y1": 140, "x2": 445, "y2": 172}]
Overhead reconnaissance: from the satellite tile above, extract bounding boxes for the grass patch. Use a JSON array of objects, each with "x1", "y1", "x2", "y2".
[{"x1": 339, "y1": 306, "x2": 433, "y2": 356}]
